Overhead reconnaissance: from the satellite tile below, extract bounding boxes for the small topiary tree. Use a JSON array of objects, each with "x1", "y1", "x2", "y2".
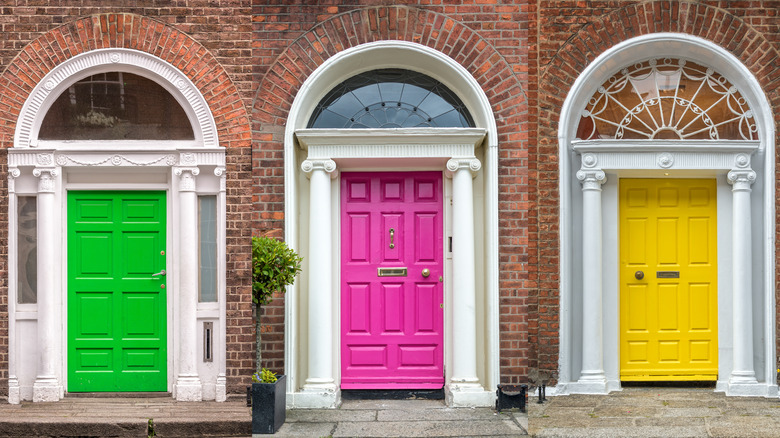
[{"x1": 252, "y1": 235, "x2": 302, "y2": 382}]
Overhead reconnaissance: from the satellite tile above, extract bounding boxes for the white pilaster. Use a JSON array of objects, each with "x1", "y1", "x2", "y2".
[
  {"x1": 298, "y1": 159, "x2": 339, "y2": 408},
  {"x1": 32, "y1": 163, "x2": 62, "y2": 402},
  {"x1": 444, "y1": 158, "x2": 492, "y2": 407},
  {"x1": 727, "y1": 166, "x2": 761, "y2": 395},
  {"x1": 174, "y1": 166, "x2": 203, "y2": 401},
  {"x1": 8, "y1": 168, "x2": 21, "y2": 405},
  {"x1": 215, "y1": 167, "x2": 228, "y2": 402},
  {"x1": 569, "y1": 168, "x2": 608, "y2": 393}
]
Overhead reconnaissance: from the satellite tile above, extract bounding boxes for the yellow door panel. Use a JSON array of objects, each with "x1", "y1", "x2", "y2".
[{"x1": 620, "y1": 179, "x2": 718, "y2": 381}]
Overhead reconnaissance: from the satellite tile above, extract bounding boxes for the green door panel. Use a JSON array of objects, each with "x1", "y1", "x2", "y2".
[{"x1": 68, "y1": 191, "x2": 167, "y2": 392}]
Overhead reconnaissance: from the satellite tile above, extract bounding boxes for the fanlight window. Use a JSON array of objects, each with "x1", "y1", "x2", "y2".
[
  {"x1": 39, "y1": 72, "x2": 194, "y2": 140},
  {"x1": 308, "y1": 69, "x2": 474, "y2": 129},
  {"x1": 577, "y1": 58, "x2": 757, "y2": 140}
]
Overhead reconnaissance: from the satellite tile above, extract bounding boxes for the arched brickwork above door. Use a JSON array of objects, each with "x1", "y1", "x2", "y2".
[{"x1": 0, "y1": 13, "x2": 252, "y2": 150}]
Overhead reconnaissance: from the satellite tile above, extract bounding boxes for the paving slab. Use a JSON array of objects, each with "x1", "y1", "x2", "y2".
[
  {"x1": 333, "y1": 419, "x2": 525, "y2": 437},
  {"x1": 534, "y1": 425, "x2": 708, "y2": 437}
]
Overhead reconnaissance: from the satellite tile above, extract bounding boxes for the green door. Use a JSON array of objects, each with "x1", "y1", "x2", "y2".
[{"x1": 68, "y1": 191, "x2": 167, "y2": 392}]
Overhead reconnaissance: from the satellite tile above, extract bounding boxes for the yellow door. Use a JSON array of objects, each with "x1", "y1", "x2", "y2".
[{"x1": 620, "y1": 179, "x2": 717, "y2": 381}]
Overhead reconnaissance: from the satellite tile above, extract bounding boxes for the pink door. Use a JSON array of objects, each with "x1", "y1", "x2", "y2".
[{"x1": 341, "y1": 171, "x2": 444, "y2": 389}]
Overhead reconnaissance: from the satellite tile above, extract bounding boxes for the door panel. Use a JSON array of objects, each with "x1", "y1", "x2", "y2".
[
  {"x1": 620, "y1": 179, "x2": 718, "y2": 381},
  {"x1": 341, "y1": 172, "x2": 444, "y2": 389},
  {"x1": 68, "y1": 191, "x2": 167, "y2": 392}
]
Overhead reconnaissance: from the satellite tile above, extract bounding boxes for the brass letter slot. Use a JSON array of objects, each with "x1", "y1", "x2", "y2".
[
  {"x1": 656, "y1": 271, "x2": 680, "y2": 279},
  {"x1": 377, "y1": 267, "x2": 407, "y2": 277}
]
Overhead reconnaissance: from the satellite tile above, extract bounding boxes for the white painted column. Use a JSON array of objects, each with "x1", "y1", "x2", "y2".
[
  {"x1": 298, "y1": 159, "x2": 339, "y2": 408},
  {"x1": 32, "y1": 166, "x2": 61, "y2": 402},
  {"x1": 215, "y1": 166, "x2": 227, "y2": 402},
  {"x1": 727, "y1": 165, "x2": 760, "y2": 395},
  {"x1": 572, "y1": 168, "x2": 608, "y2": 393},
  {"x1": 8, "y1": 168, "x2": 21, "y2": 404},
  {"x1": 174, "y1": 166, "x2": 203, "y2": 401},
  {"x1": 445, "y1": 158, "x2": 491, "y2": 407}
]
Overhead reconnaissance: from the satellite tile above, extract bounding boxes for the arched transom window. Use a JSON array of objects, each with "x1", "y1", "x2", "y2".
[
  {"x1": 308, "y1": 69, "x2": 475, "y2": 129},
  {"x1": 39, "y1": 72, "x2": 194, "y2": 140},
  {"x1": 577, "y1": 58, "x2": 757, "y2": 141}
]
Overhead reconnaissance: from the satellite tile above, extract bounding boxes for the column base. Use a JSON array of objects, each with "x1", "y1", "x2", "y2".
[
  {"x1": 8, "y1": 376, "x2": 20, "y2": 404},
  {"x1": 175, "y1": 375, "x2": 203, "y2": 401},
  {"x1": 445, "y1": 381, "x2": 494, "y2": 407},
  {"x1": 290, "y1": 381, "x2": 340, "y2": 408},
  {"x1": 33, "y1": 376, "x2": 62, "y2": 402},
  {"x1": 215, "y1": 374, "x2": 227, "y2": 402},
  {"x1": 566, "y1": 370, "x2": 608, "y2": 394}
]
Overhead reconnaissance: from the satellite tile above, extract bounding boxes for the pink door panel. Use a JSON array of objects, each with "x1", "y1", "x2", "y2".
[{"x1": 341, "y1": 172, "x2": 444, "y2": 389}]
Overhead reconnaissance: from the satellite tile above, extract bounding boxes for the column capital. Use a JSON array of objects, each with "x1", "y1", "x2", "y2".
[
  {"x1": 8, "y1": 167, "x2": 20, "y2": 194},
  {"x1": 174, "y1": 166, "x2": 200, "y2": 192},
  {"x1": 32, "y1": 167, "x2": 59, "y2": 193},
  {"x1": 214, "y1": 167, "x2": 227, "y2": 192},
  {"x1": 301, "y1": 159, "x2": 338, "y2": 179},
  {"x1": 727, "y1": 169, "x2": 756, "y2": 191},
  {"x1": 446, "y1": 157, "x2": 481, "y2": 178},
  {"x1": 576, "y1": 168, "x2": 606, "y2": 191}
]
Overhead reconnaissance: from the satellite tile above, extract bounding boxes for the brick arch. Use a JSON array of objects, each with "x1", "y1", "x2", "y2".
[
  {"x1": 540, "y1": 1, "x2": 780, "y2": 134},
  {"x1": 534, "y1": 1, "x2": 780, "y2": 380},
  {"x1": 252, "y1": 6, "x2": 529, "y2": 382},
  {"x1": 0, "y1": 13, "x2": 252, "y2": 150}
]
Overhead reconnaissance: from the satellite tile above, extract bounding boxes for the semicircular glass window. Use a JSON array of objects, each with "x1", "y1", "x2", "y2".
[
  {"x1": 307, "y1": 69, "x2": 475, "y2": 129},
  {"x1": 577, "y1": 58, "x2": 757, "y2": 140},
  {"x1": 39, "y1": 72, "x2": 194, "y2": 140}
]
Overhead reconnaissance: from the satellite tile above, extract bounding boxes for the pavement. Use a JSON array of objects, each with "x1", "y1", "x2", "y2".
[
  {"x1": 528, "y1": 386, "x2": 780, "y2": 437},
  {"x1": 3, "y1": 387, "x2": 780, "y2": 437}
]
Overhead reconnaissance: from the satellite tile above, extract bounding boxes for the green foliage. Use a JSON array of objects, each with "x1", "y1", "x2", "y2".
[
  {"x1": 252, "y1": 236, "x2": 303, "y2": 306},
  {"x1": 252, "y1": 367, "x2": 278, "y2": 384}
]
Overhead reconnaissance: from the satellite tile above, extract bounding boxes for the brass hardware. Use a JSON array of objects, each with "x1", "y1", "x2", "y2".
[
  {"x1": 635, "y1": 271, "x2": 644, "y2": 280},
  {"x1": 161, "y1": 284, "x2": 165, "y2": 289},
  {"x1": 160, "y1": 250, "x2": 165, "y2": 255},
  {"x1": 203, "y1": 322, "x2": 213, "y2": 362},
  {"x1": 422, "y1": 268, "x2": 430, "y2": 278},
  {"x1": 377, "y1": 267, "x2": 407, "y2": 277},
  {"x1": 657, "y1": 271, "x2": 680, "y2": 278},
  {"x1": 440, "y1": 303, "x2": 444, "y2": 309},
  {"x1": 389, "y1": 228, "x2": 395, "y2": 249},
  {"x1": 152, "y1": 269, "x2": 167, "y2": 277},
  {"x1": 439, "y1": 276, "x2": 443, "y2": 282}
]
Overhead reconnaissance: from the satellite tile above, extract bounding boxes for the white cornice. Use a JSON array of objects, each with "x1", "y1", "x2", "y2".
[
  {"x1": 295, "y1": 128, "x2": 486, "y2": 160},
  {"x1": 8, "y1": 147, "x2": 225, "y2": 168}
]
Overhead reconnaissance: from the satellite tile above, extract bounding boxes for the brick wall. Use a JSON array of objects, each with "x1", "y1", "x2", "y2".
[
  {"x1": 0, "y1": 5, "x2": 255, "y2": 394},
  {"x1": 251, "y1": 2, "x2": 532, "y2": 383},
  {"x1": 532, "y1": 0, "x2": 780, "y2": 381}
]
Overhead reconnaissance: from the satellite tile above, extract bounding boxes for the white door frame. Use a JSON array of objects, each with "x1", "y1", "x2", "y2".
[
  {"x1": 556, "y1": 34, "x2": 777, "y2": 398},
  {"x1": 8, "y1": 48, "x2": 227, "y2": 403}
]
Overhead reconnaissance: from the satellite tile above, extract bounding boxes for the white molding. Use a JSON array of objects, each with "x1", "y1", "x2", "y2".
[
  {"x1": 14, "y1": 48, "x2": 218, "y2": 148},
  {"x1": 284, "y1": 41, "x2": 499, "y2": 406},
  {"x1": 557, "y1": 33, "x2": 776, "y2": 397}
]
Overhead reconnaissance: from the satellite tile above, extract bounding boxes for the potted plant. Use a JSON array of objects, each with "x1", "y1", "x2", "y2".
[{"x1": 250, "y1": 235, "x2": 302, "y2": 435}]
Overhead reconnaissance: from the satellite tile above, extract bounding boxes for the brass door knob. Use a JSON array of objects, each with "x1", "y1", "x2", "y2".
[
  {"x1": 422, "y1": 268, "x2": 430, "y2": 278},
  {"x1": 635, "y1": 271, "x2": 644, "y2": 280}
]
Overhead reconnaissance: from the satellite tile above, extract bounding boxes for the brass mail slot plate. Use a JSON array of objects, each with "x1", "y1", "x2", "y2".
[
  {"x1": 656, "y1": 271, "x2": 680, "y2": 279},
  {"x1": 378, "y1": 267, "x2": 407, "y2": 277}
]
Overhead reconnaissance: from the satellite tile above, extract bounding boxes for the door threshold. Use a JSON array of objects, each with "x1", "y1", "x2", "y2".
[
  {"x1": 341, "y1": 389, "x2": 444, "y2": 400},
  {"x1": 66, "y1": 392, "x2": 171, "y2": 398},
  {"x1": 621, "y1": 381, "x2": 716, "y2": 389}
]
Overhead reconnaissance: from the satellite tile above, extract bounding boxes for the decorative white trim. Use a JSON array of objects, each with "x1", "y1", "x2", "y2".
[
  {"x1": 557, "y1": 33, "x2": 776, "y2": 398},
  {"x1": 14, "y1": 48, "x2": 218, "y2": 148},
  {"x1": 284, "y1": 41, "x2": 499, "y2": 407}
]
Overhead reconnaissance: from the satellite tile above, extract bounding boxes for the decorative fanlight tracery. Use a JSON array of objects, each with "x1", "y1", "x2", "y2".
[{"x1": 577, "y1": 58, "x2": 757, "y2": 141}]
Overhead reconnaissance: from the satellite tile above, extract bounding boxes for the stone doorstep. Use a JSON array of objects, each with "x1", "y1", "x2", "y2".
[{"x1": 0, "y1": 419, "x2": 251, "y2": 438}]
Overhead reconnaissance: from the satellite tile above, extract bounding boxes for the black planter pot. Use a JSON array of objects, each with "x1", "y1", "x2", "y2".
[{"x1": 251, "y1": 375, "x2": 286, "y2": 434}]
